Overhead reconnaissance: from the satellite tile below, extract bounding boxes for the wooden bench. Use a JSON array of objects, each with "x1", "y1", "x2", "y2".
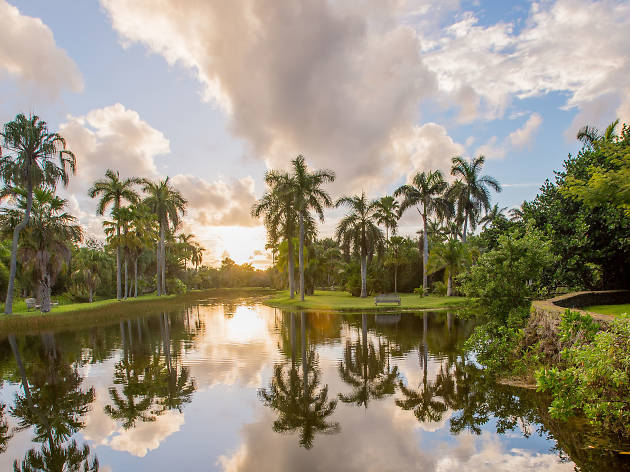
[
  {"x1": 25, "y1": 298, "x2": 39, "y2": 311},
  {"x1": 374, "y1": 294, "x2": 401, "y2": 306}
]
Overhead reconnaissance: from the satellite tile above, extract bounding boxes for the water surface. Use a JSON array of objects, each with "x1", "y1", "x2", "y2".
[{"x1": 0, "y1": 294, "x2": 627, "y2": 471}]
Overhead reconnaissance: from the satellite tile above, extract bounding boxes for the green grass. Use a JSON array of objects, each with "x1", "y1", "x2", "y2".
[
  {"x1": 264, "y1": 290, "x2": 468, "y2": 312},
  {"x1": 584, "y1": 303, "x2": 630, "y2": 316}
]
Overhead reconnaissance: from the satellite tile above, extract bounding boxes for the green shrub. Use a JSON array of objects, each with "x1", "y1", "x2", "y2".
[
  {"x1": 459, "y1": 223, "x2": 555, "y2": 321},
  {"x1": 167, "y1": 277, "x2": 187, "y2": 295},
  {"x1": 413, "y1": 286, "x2": 423, "y2": 296},
  {"x1": 537, "y1": 314, "x2": 630, "y2": 437},
  {"x1": 432, "y1": 281, "x2": 447, "y2": 297}
]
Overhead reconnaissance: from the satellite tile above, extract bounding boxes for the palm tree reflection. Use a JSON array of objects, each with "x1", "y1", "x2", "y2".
[
  {"x1": 259, "y1": 312, "x2": 339, "y2": 449},
  {"x1": 8, "y1": 332, "x2": 99, "y2": 471},
  {"x1": 338, "y1": 314, "x2": 399, "y2": 408}
]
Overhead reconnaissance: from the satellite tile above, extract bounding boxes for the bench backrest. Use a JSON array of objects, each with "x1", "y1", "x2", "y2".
[{"x1": 375, "y1": 294, "x2": 400, "y2": 301}]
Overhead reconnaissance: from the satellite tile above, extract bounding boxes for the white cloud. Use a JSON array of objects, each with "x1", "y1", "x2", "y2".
[
  {"x1": 100, "y1": 0, "x2": 438, "y2": 190},
  {"x1": 421, "y1": 0, "x2": 630, "y2": 127},
  {"x1": 508, "y1": 113, "x2": 542, "y2": 149},
  {"x1": 0, "y1": 0, "x2": 83, "y2": 98}
]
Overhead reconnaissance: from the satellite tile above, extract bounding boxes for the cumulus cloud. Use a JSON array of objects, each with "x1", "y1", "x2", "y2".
[
  {"x1": 100, "y1": 0, "x2": 440, "y2": 189},
  {"x1": 475, "y1": 113, "x2": 543, "y2": 159},
  {"x1": 421, "y1": 0, "x2": 630, "y2": 126},
  {"x1": 0, "y1": 0, "x2": 83, "y2": 98},
  {"x1": 508, "y1": 113, "x2": 542, "y2": 149},
  {"x1": 171, "y1": 175, "x2": 258, "y2": 228}
]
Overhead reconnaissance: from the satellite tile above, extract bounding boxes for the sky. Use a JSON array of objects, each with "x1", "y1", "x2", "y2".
[{"x1": 1, "y1": 0, "x2": 629, "y2": 268}]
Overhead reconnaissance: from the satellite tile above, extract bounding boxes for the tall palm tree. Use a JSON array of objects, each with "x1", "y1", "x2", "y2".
[
  {"x1": 335, "y1": 193, "x2": 384, "y2": 298},
  {"x1": 0, "y1": 114, "x2": 76, "y2": 314},
  {"x1": 72, "y1": 240, "x2": 110, "y2": 303},
  {"x1": 479, "y1": 204, "x2": 507, "y2": 229},
  {"x1": 394, "y1": 170, "x2": 450, "y2": 295},
  {"x1": 290, "y1": 155, "x2": 335, "y2": 302},
  {"x1": 449, "y1": 155, "x2": 501, "y2": 242},
  {"x1": 373, "y1": 195, "x2": 400, "y2": 241},
  {"x1": 142, "y1": 178, "x2": 187, "y2": 296},
  {"x1": 429, "y1": 239, "x2": 469, "y2": 296},
  {"x1": 252, "y1": 171, "x2": 298, "y2": 298},
  {"x1": 576, "y1": 118, "x2": 620, "y2": 148},
  {"x1": 0, "y1": 189, "x2": 82, "y2": 312},
  {"x1": 88, "y1": 169, "x2": 140, "y2": 300}
]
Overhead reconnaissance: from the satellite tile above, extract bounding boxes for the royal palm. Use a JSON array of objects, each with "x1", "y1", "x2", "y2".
[
  {"x1": 373, "y1": 195, "x2": 400, "y2": 241},
  {"x1": 0, "y1": 114, "x2": 76, "y2": 314},
  {"x1": 449, "y1": 155, "x2": 501, "y2": 242},
  {"x1": 143, "y1": 178, "x2": 187, "y2": 295},
  {"x1": 88, "y1": 169, "x2": 140, "y2": 299},
  {"x1": 395, "y1": 170, "x2": 450, "y2": 295},
  {"x1": 290, "y1": 155, "x2": 335, "y2": 301},
  {"x1": 335, "y1": 192, "x2": 383, "y2": 298}
]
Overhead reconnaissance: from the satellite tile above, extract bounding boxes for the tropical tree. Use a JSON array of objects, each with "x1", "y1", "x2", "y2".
[
  {"x1": 0, "y1": 114, "x2": 76, "y2": 314},
  {"x1": 449, "y1": 155, "x2": 501, "y2": 242},
  {"x1": 576, "y1": 118, "x2": 620, "y2": 148},
  {"x1": 252, "y1": 171, "x2": 298, "y2": 298},
  {"x1": 72, "y1": 239, "x2": 110, "y2": 303},
  {"x1": 429, "y1": 239, "x2": 470, "y2": 296},
  {"x1": 335, "y1": 192, "x2": 384, "y2": 298},
  {"x1": 142, "y1": 178, "x2": 187, "y2": 295},
  {"x1": 290, "y1": 155, "x2": 335, "y2": 301},
  {"x1": 384, "y1": 236, "x2": 414, "y2": 294},
  {"x1": 373, "y1": 195, "x2": 400, "y2": 241},
  {"x1": 480, "y1": 204, "x2": 507, "y2": 229},
  {"x1": 394, "y1": 170, "x2": 450, "y2": 295},
  {"x1": 0, "y1": 189, "x2": 82, "y2": 312},
  {"x1": 88, "y1": 169, "x2": 140, "y2": 300}
]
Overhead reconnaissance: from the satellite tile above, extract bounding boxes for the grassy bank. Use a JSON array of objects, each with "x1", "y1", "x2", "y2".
[
  {"x1": 0, "y1": 287, "x2": 277, "y2": 334},
  {"x1": 584, "y1": 303, "x2": 630, "y2": 316},
  {"x1": 264, "y1": 290, "x2": 468, "y2": 312}
]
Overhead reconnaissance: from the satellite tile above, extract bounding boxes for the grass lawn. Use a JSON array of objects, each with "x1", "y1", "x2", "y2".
[
  {"x1": 584, "y1": 303, "x2": 630, "y2": 316},
  {"x1": 264, "y1": 290, "x2": 468, "y2": 312}
]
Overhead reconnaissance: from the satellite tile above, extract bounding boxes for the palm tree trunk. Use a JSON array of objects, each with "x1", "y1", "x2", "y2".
[
  {"x1": 299, "y1": 214, "x2": 305, "y2": 301},
  {"x1": 89, "y1": 285, "x2": 93, "y2": 303},
  {"x1": 160, "y1": 225, "x2": 166, "y2": 295},
  {"x1": 287, "y1": 237, "x2": 295, "y2": 299},
  {"x1": 5, "y1": 180, "x2": 33, "y2": 314},
  {"x1": 134, "y1": 257, "x2": 138, "y2": 298},
  {"x1": 40, "y1": 273, "x2": 51, "y2": 313},
  {"x1": 394, "y1": 264, "x2": 398, "y2": 294},
  {"x1": 116, "y1": 225, "x2": 122, "y2": 300},
  {"x1": 447, "y1": 273, "x2": 453, "y2": 296},
  {"x1": 462, "y1": 215, "x2": 468, "y2": 243},
  {"x1": 422, "y1": 211, "x2": 429, "y2": 296},
  {"x1": 360, "y1": 253, "x2": 367, "y2": 298},
  {"x1": 156, "y1": 243, "x2": 161, "y2": 296},
  {"x1": 124, "y1": 256, "x2": 128, "y2": 300}
]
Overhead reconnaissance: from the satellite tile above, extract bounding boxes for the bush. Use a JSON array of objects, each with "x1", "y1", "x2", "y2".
[
  {"x1": 537, "y1": 313, "x2": 630, "y2": 438},
  {"x1": 167, "y1": 277, "x2": 187, "y2": 295},
  {"x1": 432, "y1": 281, "x2": 447, "y2": 297},
  {"x1": 459, "y1": 223, "x2": 555, "y2": 321},
  {"x1": 413, "y1": 286, "x2": 423, "y2": 296}
]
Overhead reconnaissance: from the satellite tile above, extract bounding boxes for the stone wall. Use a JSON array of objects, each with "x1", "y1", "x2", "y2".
[{"x1": 530, "y1": 289, "x2": 630, "y2": 324}]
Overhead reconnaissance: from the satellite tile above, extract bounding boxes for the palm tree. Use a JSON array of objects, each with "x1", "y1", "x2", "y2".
[
  {"x1": 429, "y1": 239, "x2": 469, "y2": 296},
  {"x1": 190, "y1": 243, "x2": 204, "y2": 269},
  {"x1": 373, "y1": 195, "x2": 400, "y2": 241},
  {"x1": 384, "y1": 236, "x2": 412, "y2": 294},
  {"x1": 335, "y1": 193, "x2": 384, "y2": 298},
  {"x1": 0, "y1": 189, "x2": 82, "y2": 312},
  {"x1": 252, "y1": 171, "x2": 298, "y2": 298},
  {"x1": 88, "y1": 169, "x2": 140, "y2": 300},
  {"x1": 479, "y1": 204, "x2": 507, "y2": 229},
  {"x1": 72, "y1": 239, "x2": 110, "y2": 303},
  {"x1": 394, "y1": 170, "x2": 450, "y2": 295},
  {"x1": 142, "y1": 178, "x2": 187, "y2": 295},
  {"x1": 290, "y1": 155, "x2": 335, "y2": 302},
  {"x1": 127, "y1": 205, "x2": 158, "y2": 298},
  {"x1": 449, "y1": 155, "x2": 501, "y2": 242},
  {"x1": 576, "y1": 118, "x2": 620, "y2": 148},
  {"x1": 0, "y1": 114, "x2": 76, "y2": 314}
]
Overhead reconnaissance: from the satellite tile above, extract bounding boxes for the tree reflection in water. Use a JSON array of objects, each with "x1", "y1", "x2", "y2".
[
  {"x1": 258, "y1": 312, "x2": 339, "y2": 449},
  {"x1": 8, "y1": 332, "x2": 99, "y2": 471},
  {"x1": 338, "y1": 314, "x2": 399, "y2": 408}
]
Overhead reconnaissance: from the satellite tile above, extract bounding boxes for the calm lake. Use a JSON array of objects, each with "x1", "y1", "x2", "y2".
[{"x1": 0, "y1": 293, "x2": 627, "y2": 471}]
